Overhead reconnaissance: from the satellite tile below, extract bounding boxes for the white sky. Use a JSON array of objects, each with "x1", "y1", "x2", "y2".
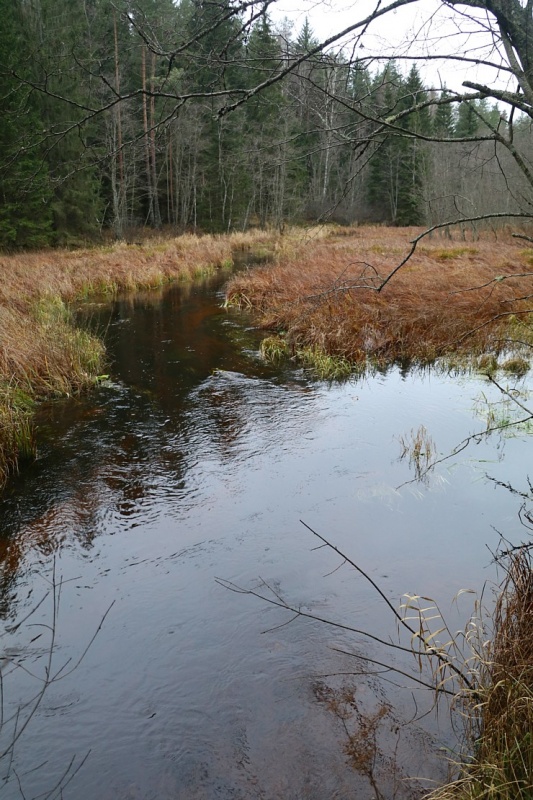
[{"x1": 271, "y1": 0, "x2": 513, "y2": 96}]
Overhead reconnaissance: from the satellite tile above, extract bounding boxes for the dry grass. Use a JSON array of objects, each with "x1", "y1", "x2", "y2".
[
  {"x1": 226, "y1": 226, "x2": 533, "y2": 370},
  {"x1": 0, "y1": 231, "x2": 265, "y2": 486},
  {"x1": 0, "y1": 298, "x2": 106, "y2": 485},
  {"x1": 0, "y1": 233, "x2": 235, "y2": 307},
  {"x1": 427, "y1": 547, "x2": 533, "y2": 799}
]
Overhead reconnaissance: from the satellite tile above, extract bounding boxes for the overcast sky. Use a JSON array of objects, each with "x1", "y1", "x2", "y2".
[{"x1": 271, "y1": 0, "x2": 511, "y2": 95}]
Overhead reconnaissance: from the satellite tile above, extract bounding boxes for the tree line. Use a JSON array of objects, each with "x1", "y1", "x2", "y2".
[{"x1": 1, "y1": 0, "x2": 532, "y2": 248}]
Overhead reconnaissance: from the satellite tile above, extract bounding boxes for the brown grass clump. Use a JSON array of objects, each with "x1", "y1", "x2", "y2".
[
  {"x1": 427, "y1": 547, "x2": 533, "y2": 799},
  {"x1": 226, "y1": 227, "x2": 533, "y2": 370}
]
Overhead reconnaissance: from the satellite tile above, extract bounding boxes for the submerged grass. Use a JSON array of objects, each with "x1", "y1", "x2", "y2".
[
  {"x1": 260, "y1": 334, "x2": 354, "y2": 378},
  {"x1": 0, "y1": 230, "x2": 276, "y2": 487},
  {"x1": 226, "y1": 227, "x2": 533, "y2": 375},
  {"x1": 293, "y1": 346, "x2": 354, "y2": 380}
]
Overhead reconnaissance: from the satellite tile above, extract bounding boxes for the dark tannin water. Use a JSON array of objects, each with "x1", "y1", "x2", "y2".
[{"x1": 0, "y1": 266, "x2": 529, "y2": 799}]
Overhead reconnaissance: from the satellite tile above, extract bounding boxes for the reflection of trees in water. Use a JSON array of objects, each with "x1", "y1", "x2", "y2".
[
  {"x1": 0, "y1": 388, "x2": 189, "y2": 616},
  {"x1": 195, "y1": 377, "x2": 249, "y2": 460},
  {"x1": 108, "y1": 280, "x2": 239, "y2": 401},
  {"x1": 0, "y1": 277, "x2": 318, "y2": 616},
  {"x1": 190, "y1": 370, "x2": 316, "y2": 464},
  {"x1": 0, "y1": 371, "x2": 317, "y2": 616}
]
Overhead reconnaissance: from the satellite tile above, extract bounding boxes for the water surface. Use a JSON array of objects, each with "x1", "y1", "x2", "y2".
[{"x1": 0, "y1": 267, "x2": 530, "y2": 799}]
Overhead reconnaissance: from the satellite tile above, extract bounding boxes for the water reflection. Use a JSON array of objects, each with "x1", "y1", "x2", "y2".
[
  {"x1": 0, "y1": 268, "x2": 529, "y2": 799},
  {"x1": 0, "y1": 273, "x2": 322, "y2": 608}
]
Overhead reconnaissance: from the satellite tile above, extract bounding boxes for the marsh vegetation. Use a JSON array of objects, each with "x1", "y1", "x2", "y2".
[{"x1": 227, "y1": 226, "x2": 533, "y2": 376}]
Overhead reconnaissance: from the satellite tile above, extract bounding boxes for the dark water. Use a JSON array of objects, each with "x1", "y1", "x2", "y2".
[{"x1": 0, "y1": 267, "x2": 530, "y2": 799}]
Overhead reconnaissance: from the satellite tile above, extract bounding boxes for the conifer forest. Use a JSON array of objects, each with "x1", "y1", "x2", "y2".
[{"x1": 2, "y1": 0, "x2": 533, "y2": 249}]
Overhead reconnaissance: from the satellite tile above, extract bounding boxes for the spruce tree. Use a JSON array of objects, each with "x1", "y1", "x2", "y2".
[
  {"x1": 28, "y1": 0, "x2": 103, "y2": 243},
  {"x1": 367, "y1": 63, "x2": 403, "y2": 223},
  {"x1": 295, "y1": 17, "x2": 319, "y2": 54},
  {"x1": 433, "y1": 89, "x2": 455, "y2": 136},
  {"x1": 181, "y1": 0, "x2": 246, "y2": 228},
  {"x1": 290, "y1": 19, "x2": 329, "y2": 216},
  {"x1": 367, "y1": 65, "x2": 430, "y2": 225},
  {"x1": 455, "y1": 101, "x2": 479, "y2": 137},
  {"x1": 0, "y1": 0, "x2": 53, "y2": 248},
  {"x1": 394, "y1": 65, "x2": 430, "y2": 225},
  {"x1": 243, "y1": 15, "x2": 287, "y2": 227}
]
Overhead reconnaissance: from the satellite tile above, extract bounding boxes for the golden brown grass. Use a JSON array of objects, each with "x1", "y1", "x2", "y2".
[
  {"x1": 427, "y1": 546, "x2": 533, "y2": 799},
  {"x1": 0, "y1": 231, "x2": 262, "y2": 487},
  {"x1": 0, "y1": 234, "x2": 235, "y2": 306},
  {"x1": 0, "y1": 298, "x2": 106, "y2": 486},
  {"x1": 226, "y1": 227, "x2": 533, "y2": 370}
]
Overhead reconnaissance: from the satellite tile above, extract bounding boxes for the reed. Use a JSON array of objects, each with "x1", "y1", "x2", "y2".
[
  {"x1": 398, "y1": 424, "x2": 437, "y2": 480},
  {"x1": 427, "y1": 546, "x2": 533, "y2": 799},
  {"x1": 226, "y1": 227, "x2": 533, "y2": 373}
]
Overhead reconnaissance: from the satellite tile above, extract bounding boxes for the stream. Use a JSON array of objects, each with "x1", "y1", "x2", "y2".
[{"x1": 0, "y1": 263, "x2": 530, "y2": 799}]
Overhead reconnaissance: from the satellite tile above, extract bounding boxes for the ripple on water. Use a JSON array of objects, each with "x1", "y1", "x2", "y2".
[{"x1": 0, "y1": 275, "x2": 531, "y2": 798}]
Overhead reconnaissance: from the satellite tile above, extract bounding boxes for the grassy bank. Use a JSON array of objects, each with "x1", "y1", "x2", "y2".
[
  {"x1": 0, "y1": 230, "x2": 277, "y2": 487},
  {"x1": 427, "y1": 546, "x2": 533, "y2": 800},
  {"x1": 226, "y1": 226, "x2": 533, "y2": 376}
]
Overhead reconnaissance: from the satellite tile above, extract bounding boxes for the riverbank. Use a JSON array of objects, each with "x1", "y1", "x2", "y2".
[
  {"x1": 4, "y1": 224, "x2": 533, "y2": 483},
  {"x1": 226, "y1": 226, "x2": 533, "y2": 377},
  {"x1": 0, "y1": 230, "x2": 276, "y2": 487},
  {"x1": 427, "y1": 544, "x2": 533, "y2": 800}
]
